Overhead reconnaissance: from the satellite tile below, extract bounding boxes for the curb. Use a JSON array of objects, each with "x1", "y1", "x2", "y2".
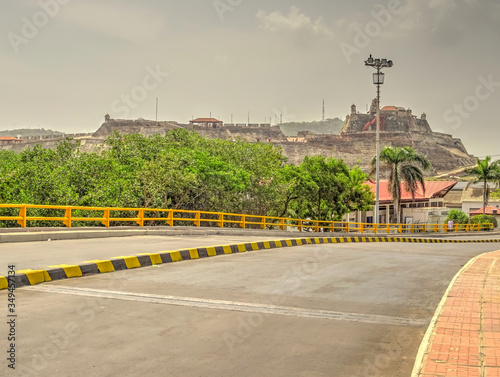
[
  {"x1": 2, "y1": 236, "x2": 500, "y2": 291},
  {"x1": 1, "y1": 226, "x2": 499, "y2": 244}
]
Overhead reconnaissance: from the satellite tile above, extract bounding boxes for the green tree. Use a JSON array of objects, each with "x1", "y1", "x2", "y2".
[
  {"x1": 470, "y1": 214, "x2": 498, "y2": 229},
  {"x1": 371, "y1": 146, "x2": 432, "y2": 223},
  {"x1": 465, "y1": 157, "x2": 500, "y2": 215},
  {"x1": 281, "y1": 157, "x2": 373, "y2": 222},
  {"x1": 491, "y1": 189, "x2": 500, "y2": 201},
  {"x1": 445, "y1": 209, "x2": 469, "y2": 225},
  {"x1": 0, "y1": 130, "x2": 376, "y2": 229}
]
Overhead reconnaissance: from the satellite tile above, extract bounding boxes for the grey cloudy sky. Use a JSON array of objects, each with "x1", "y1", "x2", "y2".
[{"x1": 1, "y1": 0, "x2": 499, "y2": 157}]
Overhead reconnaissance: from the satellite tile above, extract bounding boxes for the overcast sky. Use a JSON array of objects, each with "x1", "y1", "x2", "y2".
[{"x1": 1, "y1": 0, "x2": 499, "y2": 157}]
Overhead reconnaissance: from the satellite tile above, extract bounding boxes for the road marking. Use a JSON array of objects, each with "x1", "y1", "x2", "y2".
[{"x1": 26, "y1": 285, "x2": 428, "y2": 327}]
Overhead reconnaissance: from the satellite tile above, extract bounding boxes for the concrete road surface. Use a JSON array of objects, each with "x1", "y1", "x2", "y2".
[
  {"x1": 1, "y1": 240, "x2": 500, "y2": 377},
  {"x1": 0, "y1": 235, "x2": 277, "y2": 275}
]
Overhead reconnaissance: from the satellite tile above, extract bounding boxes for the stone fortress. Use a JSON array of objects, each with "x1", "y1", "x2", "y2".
[
  {"x1": 0, "y1": 100, "x2": 476, "y2": 175},
  {"x1": 281, "y1": 99, "x2": 475, "y2": 174}
]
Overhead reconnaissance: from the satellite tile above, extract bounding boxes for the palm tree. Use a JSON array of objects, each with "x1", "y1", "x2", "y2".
[
  {"x1": 371, "y1": 146, "x2": 432, "y2": 223},
  {"x1": 465, "y1": 157, "x2": 500, "y2": 215}
]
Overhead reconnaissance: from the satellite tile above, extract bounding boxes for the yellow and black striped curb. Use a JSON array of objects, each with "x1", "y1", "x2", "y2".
[{"x1": 1, "y1": 236, "x2": 499, "y2": 291}]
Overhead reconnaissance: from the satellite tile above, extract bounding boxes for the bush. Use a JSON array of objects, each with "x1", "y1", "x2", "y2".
[
  {"x1": 445, "y1": 209, "x2": 469, "y2": 225},
  {"x1": 470, "y1": 214, "x2": 498, "y2": 230}
]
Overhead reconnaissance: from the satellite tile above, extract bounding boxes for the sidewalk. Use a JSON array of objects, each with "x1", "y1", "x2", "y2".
[{"x1": 413, "y1": 249, "x2": 500, "y2": 376}]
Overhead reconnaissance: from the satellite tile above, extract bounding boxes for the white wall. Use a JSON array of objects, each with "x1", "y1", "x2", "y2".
[{"x1": 462, "y1": 201, "x2": 500, "y2": 214}]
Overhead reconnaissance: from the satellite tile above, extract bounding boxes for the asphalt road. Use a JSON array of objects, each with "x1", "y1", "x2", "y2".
[
  {"x1": 1, "y1": 239, "x2": 500, "y2": 377},
  {"x1": 0, "y1": 235, "x2": 276, "y2": 275}
]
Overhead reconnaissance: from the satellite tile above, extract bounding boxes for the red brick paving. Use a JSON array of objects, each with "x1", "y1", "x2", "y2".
[{"x1": 418, "y1": 250, "x2": 500, "y2": 376}]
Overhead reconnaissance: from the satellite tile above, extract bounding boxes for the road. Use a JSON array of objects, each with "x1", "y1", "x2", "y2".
[
  {"x1": 1, "y1": 237, "x2": 499, "y2": 376},
  {"x1": 0, "y1": 235, "x2": 276, "y2": 275}
]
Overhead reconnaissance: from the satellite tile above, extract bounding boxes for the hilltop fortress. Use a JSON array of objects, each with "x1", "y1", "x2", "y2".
[
  {"x1": 0, "y1": 101, "x2": 476, "y2": 175},
  {"x1": 276, "y1": 100, "x2": 474, "y2": 173}
]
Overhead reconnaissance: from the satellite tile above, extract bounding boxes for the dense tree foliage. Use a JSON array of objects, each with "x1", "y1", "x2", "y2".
[
  {"x1": 0, "y1": 130, "x2": 374, "y2": 227},
  {"x1": 470, "y1": 214, "x2": 498, "y2": 229},
  {"x1": 445, "y1": 209, "x2": 469, "y2": 225}
]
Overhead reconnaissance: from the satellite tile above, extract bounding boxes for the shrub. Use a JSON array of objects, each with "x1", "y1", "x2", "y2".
[
  {"x1": 470, "y1": 214, "x2": 498, "y2": 230},
  {"x1": 445, "y1": 209, "x2": 469, "y2": 225}
]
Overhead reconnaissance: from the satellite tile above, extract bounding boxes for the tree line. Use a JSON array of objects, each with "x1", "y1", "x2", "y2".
[{"x1": 0, "y1": 129, "x2": 374, "y2": 227}]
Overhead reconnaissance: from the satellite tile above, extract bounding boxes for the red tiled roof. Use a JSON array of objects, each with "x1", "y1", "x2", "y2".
[
  {"x1": 470, "y1": 206, "x2": 500, "y2": 215},
  {"x1": 0, "y1": 136, "x2": 21, "y2": 141},
  {"x1": 190, "y1": 118, "x2": 222, "y2": 123},
  {"x1": 365, "y1": 180, "x2": 457, "y2": 203},
  {"x1": 381, "y1": 106, "x2": 398, "y2": 111}
]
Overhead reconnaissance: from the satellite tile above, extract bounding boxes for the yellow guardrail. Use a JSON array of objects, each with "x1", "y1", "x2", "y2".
[{"x1": 0, "y1": 204, "x2": 494, "y2": 233}]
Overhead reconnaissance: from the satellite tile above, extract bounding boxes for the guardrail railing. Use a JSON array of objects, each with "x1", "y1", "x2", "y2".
[{"x1": 0, "y1": 204, "x2": 493, "y2": 233}]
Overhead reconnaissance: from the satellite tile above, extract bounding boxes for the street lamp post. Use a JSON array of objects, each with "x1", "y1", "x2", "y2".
[{"x1": 364, "y1": 55, "x2": 393, "y2": 225}]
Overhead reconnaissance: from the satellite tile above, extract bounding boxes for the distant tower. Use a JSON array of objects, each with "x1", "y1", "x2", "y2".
[
  {"x1": 105, "y1": 114, "x2": 111, "y2": 122},
  {"x1": 322, "y1": 100, "x2": 325, "y2": 121},
  {"x1": 351, "y1": 104, "x2": 357, "y2": 115},
  {"x1": 421, "y1": 112, "x2": 427, "y2": 120}
]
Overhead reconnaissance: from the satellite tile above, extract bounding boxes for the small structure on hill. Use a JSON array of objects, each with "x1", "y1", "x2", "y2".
[
  {"x1": 189, "y1": 118, "x2": 223, "y2": 128},
  {"x1": 0, "y1": 136, "x2": 22, "y2": 146}
]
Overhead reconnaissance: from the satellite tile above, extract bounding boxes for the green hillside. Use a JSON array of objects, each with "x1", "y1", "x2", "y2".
[
  {"x1": 278, "y1": 118, "x2": 344, "y2": 137},
  {"x1": 0, "y1": 128, "x2": 65, "y2": 137}
]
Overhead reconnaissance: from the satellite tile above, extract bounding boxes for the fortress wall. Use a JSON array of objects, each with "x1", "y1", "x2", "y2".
[{"x1": 193, "y1": 126, "x2": 287, "y2": 142}]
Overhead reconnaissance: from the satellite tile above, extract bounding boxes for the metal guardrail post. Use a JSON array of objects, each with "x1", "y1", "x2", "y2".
[
  {"x1": 280, "y1": 218, "x2": 285, "y2": 231},
  {"x1": 260, "y1": 217, "x2": 266, "y2": 230},
  {"x1": 360, "y1": 223, "x2": 364, "y2": 234},
  {"x1": 240, "y1": 215, "x2": 246, "y2": 229},
  {"x1": 102, "y1": 209, "x2": 110, "y2": 228},
  {"x1": 63, "y1": 207, "x2": 72, "y2": 228},
  {"x1": 194, "y1": 212, "x2": 201, "y2": 227},
  {"x1": 136, "y1": 210, "x2": 144, "y2": 227},
  {"x1": 17, "y1": 205, "x2": 27, "y2": 228},
  {"x1": 218, "y1": 214, "x2": 224, "y2": 228},
  {"x1": 298, "y1": 220, "x2": 303, "y2": 232},
  {"x1": 167, "y1": 210, "x2": 174, "y2": 227}
]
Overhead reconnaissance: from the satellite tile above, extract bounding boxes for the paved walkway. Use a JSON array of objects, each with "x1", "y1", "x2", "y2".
[{"x1": 415, "y1": 250, "x2": 500, "y2": 376}]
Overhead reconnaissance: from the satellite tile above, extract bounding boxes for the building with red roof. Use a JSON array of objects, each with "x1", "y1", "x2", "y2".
[
  {"x1": 0, "y1": 136, "x2": 22, "y2": 145},
  {"x1": 345, "y1": 180, "x2": 457, "y2": 224},
  {"x1": 469, "y1": 206, "x2": 500, "y2": 216},
  {"x1": 189, "y1": 118, "x2": 223, "y2": 128},
  {"x1": 365, "y1": 180, "x2": 457, "y2": 204}
]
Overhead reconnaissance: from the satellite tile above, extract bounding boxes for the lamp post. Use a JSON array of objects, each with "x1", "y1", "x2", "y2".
[{"x1": 364, "y1": 55, "x2": 393, "y2": 224}]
